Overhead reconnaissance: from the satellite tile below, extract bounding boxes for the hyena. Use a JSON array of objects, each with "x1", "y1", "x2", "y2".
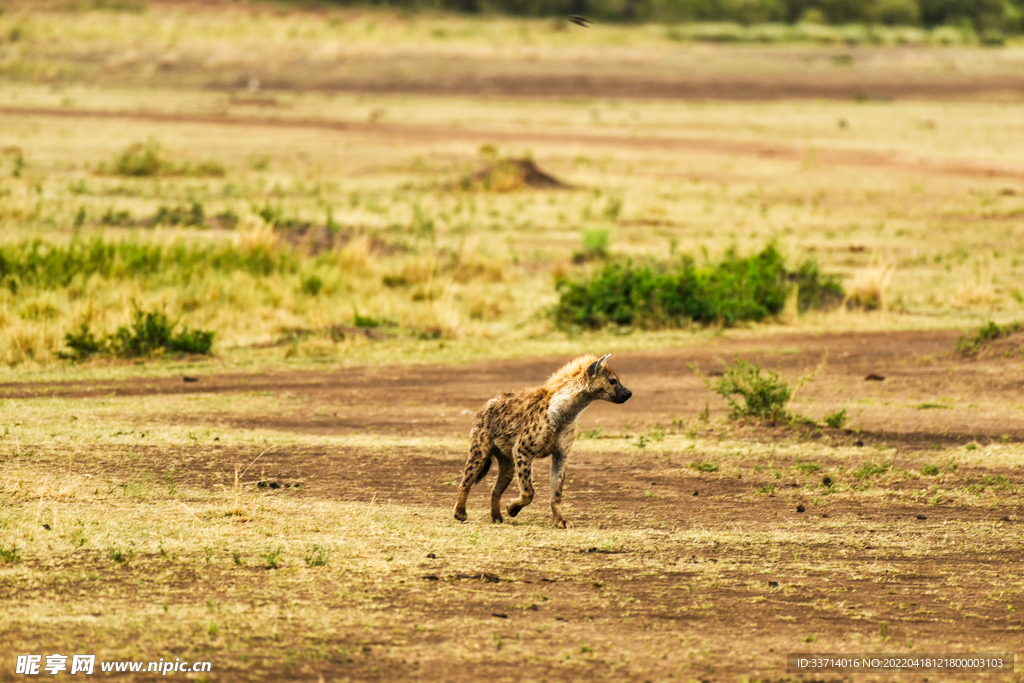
[{"x1": 453, "y1": 354, "x2": 632, "y2": 528}]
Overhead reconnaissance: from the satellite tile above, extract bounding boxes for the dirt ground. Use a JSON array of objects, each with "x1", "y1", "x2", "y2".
[{"x1": 3, "y1": 330, "x2": 1023, "y2": 681}]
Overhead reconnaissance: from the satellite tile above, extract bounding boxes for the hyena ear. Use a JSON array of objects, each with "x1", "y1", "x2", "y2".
[{"x1": 587, "y1": 353, "x2": 611, "y2": 378}]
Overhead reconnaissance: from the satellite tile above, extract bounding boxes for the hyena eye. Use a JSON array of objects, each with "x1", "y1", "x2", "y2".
[{"x1": 609, "y1": 378, "x2": 618, "y2": 386}]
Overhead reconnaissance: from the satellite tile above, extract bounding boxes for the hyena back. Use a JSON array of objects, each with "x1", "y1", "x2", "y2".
[{"x1": 453, "y1": 353, "x2": 632, "y2": 528}]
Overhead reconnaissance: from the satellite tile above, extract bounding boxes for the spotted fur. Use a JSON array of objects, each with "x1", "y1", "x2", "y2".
[{"x1": 453, "y1": 354, "x2": 632, "y2": 528}]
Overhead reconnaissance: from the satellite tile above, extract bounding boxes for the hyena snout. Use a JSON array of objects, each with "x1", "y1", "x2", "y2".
[{"x1": 611, "y1": 384, "x2": 632, "y2": 404}]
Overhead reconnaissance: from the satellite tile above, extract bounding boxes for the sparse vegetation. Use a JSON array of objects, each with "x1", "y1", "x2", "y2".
[
  {"x1": 103, "y1": 139, "x2": 225, "y2": 178},
  {"x1": 955, "y1": 320, "x2": 1024, "y2": 356}
]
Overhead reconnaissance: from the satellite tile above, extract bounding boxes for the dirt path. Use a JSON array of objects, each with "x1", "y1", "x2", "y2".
[
  {"x1": 4, "y1": 105, "x2": 1024, "y2": 180},
  {"x1": 6, "y1": 329, "x2": 1023, "y2": 445}
]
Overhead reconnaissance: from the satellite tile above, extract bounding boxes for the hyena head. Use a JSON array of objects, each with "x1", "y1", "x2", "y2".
[{"x1": 586, "y1": 354, "x2": 632, "y2": 404}]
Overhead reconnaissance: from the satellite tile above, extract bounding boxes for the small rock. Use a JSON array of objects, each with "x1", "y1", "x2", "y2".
[
  {"x1": 796, "y1": 505, "x2": 806, "y2": 513},
  {"x1": 693, "y1": 490, "x2": 699, "y2": 496},
  {"x1": 999, "y1": 516, "x2": 1011, "y2": 522},
  {"x1": 855, "y1": 439, "x2": 865, "y2": 447},
  {"x1": 822, "y1": 476, "x2": 833, "y2": 487},
  {"x1": 426, "y1": 553, "x2": 436, "y2": 559},
  {"x1": 865, "y1": 373, "x2": 885, "y2": 381},
  {"x1": 916, "y1": 514, "x2": 927, "y2": 520},
  {"x1": 422, "y1": 574, "x2": 439, "y2": 581},
  {"x1": 768, "y1": 581, "x2": 779, "y2": 588},
  {"x1": 492, "y1": 613, "x2": 508, "y2": 619},
  {"x1": 183, "y1": 376, "x2": 198, "y2": 383},
  {"x1": 42, "y1": 524, "x2": 51, "y2": 530},
  {"x1": 821, "y1": 514, "x2": 829, "y2": 518}
]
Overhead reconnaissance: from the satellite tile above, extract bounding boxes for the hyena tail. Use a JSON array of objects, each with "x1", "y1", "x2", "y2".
[{"x1": 473, "y1": 456, "x2": 493, "y2": 484}]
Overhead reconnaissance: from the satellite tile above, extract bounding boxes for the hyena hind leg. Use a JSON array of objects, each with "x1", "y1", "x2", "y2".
[
  {"x1": 453, "y1": 431, "x2": 492, "y2": 522},
  {"x1": 489, "y1": 450, "x2": 514, "y2": 524}
]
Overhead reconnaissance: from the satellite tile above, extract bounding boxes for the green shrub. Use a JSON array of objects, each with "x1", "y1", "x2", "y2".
[
  {"x1": 710, "y1": 358, "x2": 793, "y2": 422},
  {"x1": 691, "y1": 461, "x2": 719, "y2": 472},
  {"x1": 154, "y1": 202, "x2": 205, "y2": 227},
  {"x1": 63, "y1": 305, "x2": 215, "y2": 360},
  {"x1": 553, "y1": 244, "x2": 842, "y2": 330},
  {"x1": 955, "y1": 320, "x2": 1024, "y2": 356},
  {"x1": 824, "y1": 408, "x2": 847, "y2": 428},
  {"x1": 302, "y1": 274, "x2": 324, "y2": 296},
  {"x1": 104, "y1": 139, "x2": 225, "y2": 178}
]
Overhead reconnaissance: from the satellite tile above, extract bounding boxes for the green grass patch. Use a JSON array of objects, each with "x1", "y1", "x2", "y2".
[
  {"x1": 853, "y1": 460, "x2": 892, "y2": 480},
  {"x1": 691, "y1": 461, "x2": 719, "y2": 472},
  {"x1": 553, "y1": 244, "x2": 842, "y2": 330},
  {"x1": 0, "y1": 237, "x2": 292, "y2": 290}
]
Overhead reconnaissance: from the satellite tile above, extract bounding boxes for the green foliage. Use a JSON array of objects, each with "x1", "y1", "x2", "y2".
[
  {"x1": 853, "y1": 460, "x2": 891, "y2": 480},
  {"x1": 955, "y1": 320, "x2": 1024, "y2": 356},
  {"x1": 709, "y1": 358, "x2": 793, "y2": 422},
  {"x1": 304, "y1": 545, "x2": 330, "y2": 567},
  {"x1": 574, "y1": 227, "x2": 611, "y2": 262},
  {"x1": 691, "y1": 461, "x2": 719, "y2": 472},
  {"x1": 306, "y1": 0, "x2": 1019, "y2": 32},
  {"x1": 108, "y1": 546, "x2": 132, "y2": 565},
  {"x1": 553, "y1": 244, "x2": 842, "y2": 330},
  {"x1": 0, "y1": 544, "x2": 21, "y2": 564},
  {"x1": 301, "y1": 274, "x2": 323, "y2": 296},
  {"x1": 64, "y1": 305, "x2": 215, "y2": 360},
  {"x1": 794, "y1": 460, "x2": 822, "y2": 474},
  {"x1": 263, "y1": 547, "x2": 283, "y2": 569},
  {"x1": 105, "y1": 139, "x2": 225, "y2": 178},
  {"x1": 0, "y1": 237, "x2": 289, "y2": 290},
  {"x1": 154, "y1": 202, "x2": 205, "y2": 227},
  {"x1": 921, "y1": 464, "x2": 940, "y2": 475},
  {"x1": 824, "y1": 407, "x2": 847, "y2": 428}
]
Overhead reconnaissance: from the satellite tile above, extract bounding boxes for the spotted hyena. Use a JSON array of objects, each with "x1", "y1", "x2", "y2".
[{"x1": 453, "y1": 354, "x2": 632, "y2": 528}]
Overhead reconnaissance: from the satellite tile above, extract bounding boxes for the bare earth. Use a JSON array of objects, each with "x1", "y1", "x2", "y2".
[{"x1": 4, "y1": 330, "x2": 1023, "y2": 681}]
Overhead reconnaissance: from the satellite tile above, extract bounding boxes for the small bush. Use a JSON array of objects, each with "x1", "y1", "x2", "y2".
[
  {"x1": 0, "y1": 544, "x2": 21, "y2": 564},
  {"x1": 710, "y1": 358, "x2": 793, "y2": 423},
  {"x1": 63, "y1": 305, "x2": 215, "y2": 360},
  {"x1": 263, "y1": 548, "x2": 283, "y2": 569},
  {"x1": 824, "y1": 408, "x2": 847, "y2": 429},
  {"x1": 554, "y1": 244, "x2": 842, "y2": 330},
  {"x1": 574, "y1": 227, "x2": 611, "y2": 262},
  {"x1": 921, "y1": 464, "x2": 940, "y2": 476},
  {"x1": 955, "y1": 320, "x2": 1024, "y2": 356},
  {"x1": 304, "y1": 545, "x2": 330, "y2": 567},
  {"x1": 301, "y1": 274, "x2": 323, "y2": 296},
  {"x1": 104, "y1": 139, "x2": 225, "y2": 178},
  {"x1": 154, "y1": 202, "x2": 205, "y2": 227}
]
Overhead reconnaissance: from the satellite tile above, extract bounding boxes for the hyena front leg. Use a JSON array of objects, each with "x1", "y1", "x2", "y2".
[
  {"x1": 453, "y1": 427, "x2": 492, "y2": 522},
  {"x1": 550, "y1": 448, "x2": 571, "y2": 529},
  {"x1": 506, "y1": 443, "x2": 537, "y2": 519}
]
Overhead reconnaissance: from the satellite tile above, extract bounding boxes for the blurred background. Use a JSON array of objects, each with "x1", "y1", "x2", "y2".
[{"x1": 0, "y1": 0, "x2": 1022, "y2": 368}]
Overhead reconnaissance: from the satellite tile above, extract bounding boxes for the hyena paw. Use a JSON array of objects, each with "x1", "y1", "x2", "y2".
[
  {"x1": 491, "y1": 514, "x2": 504, "y2": 524},
  {"x1": 554, "y1": 518, "x2": 572, "y2": 529},
  {"x1": 453, "y1": 508, "x2": 468, "y2": 522},
  {"x1": 506, "y1": 502, "x2": 522, "y2": 518}
]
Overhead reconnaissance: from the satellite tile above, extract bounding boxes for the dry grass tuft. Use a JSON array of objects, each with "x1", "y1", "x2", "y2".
[{"x1": 846, "y1": 260, "x2": 895, "y2": 311}]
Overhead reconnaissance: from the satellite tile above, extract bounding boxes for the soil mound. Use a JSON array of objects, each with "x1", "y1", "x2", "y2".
[{"x1": 464, "y1": 157, "x2": 571, "y2": 191}]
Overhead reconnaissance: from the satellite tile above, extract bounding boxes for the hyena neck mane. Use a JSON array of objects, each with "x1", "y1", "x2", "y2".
[{"x1": 543, "y1": 354, "x2": 600, "y2": 430}]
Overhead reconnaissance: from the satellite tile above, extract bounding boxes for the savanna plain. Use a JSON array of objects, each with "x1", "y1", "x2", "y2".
[{"x1": 1, "y1": 2, "x2": 1024, "y2": 681}]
